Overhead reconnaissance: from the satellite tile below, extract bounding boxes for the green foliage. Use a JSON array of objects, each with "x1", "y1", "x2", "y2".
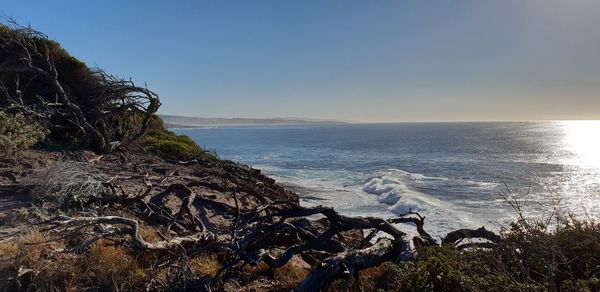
[
  {"x1": 148, "y1": 114, "x2": 165, "y2": 130},
  {"x1": 377, "y1": 247, "x2": 519, "y2": 291},
  {"x1": 143, "y1": 128, "x2": 215, "y2": 161},
  {"x1": 495, "y1": 216, "x2": 600, "y2": 291},
  {"x1": 375, "y1": 216, "x2": 600, "y2": 291},
  {"x1": 0, "y1": 111, "x2": 46, "y2": 153}
]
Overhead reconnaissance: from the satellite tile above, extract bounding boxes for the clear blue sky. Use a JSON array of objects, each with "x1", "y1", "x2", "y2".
[{"x1": 2, "y1": 1, "x2": 599, "y2": 122}]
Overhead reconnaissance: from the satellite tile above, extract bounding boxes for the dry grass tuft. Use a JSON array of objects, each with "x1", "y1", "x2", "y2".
[
  {"x1": 0, "y1": 238, "x2": 19, "y2": 265},
  {"x1": 88, "y1": 241, "x2": 146, "y2": 290},
  {"x1": 34, "y1": 254, "x2": 86, "y2": 292},
  {"x1": 243, "y1": 261, "x2": 273, "y2": 277},
  {"x1": 273, "y1": 256, "x2": 310, "y2": 289},
  {"x1": 189, "y1": 254, "x2": 221, "y2": 278},
  {"x1": 4, "y1": 229, "x2": 62, "y2": 268}
]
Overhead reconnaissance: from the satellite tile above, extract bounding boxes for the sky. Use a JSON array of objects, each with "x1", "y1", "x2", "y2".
[{"x1": 2, "y1": 0, "x2": 600, "y2": 122}]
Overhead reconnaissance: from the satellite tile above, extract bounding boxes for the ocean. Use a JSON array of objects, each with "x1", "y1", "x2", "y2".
[{"x1": 175, "y1": 121, "x2": 600, "y2": 238}]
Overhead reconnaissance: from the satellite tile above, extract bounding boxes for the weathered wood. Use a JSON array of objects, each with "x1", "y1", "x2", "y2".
[
  {"x1": 442, "y1": 226, "x2": 501, "y2": 246},
  {"x1": 46, "y1": 215, "x2": 213, "y2": 251},
  {"x1": 296, "y1": 238, "x2": 409, "y2": 292}
]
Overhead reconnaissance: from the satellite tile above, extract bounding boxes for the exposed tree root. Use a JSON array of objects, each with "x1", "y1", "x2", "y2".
[
  {"x1": 30, "y1": 176, "x2": 501, "y2": 291},
  {"x1": 297, "y1": 238, "x2": 404, "y2": 292},
  {"x1": 44, "y1": 215, "x2": 214, "y2": 251}
]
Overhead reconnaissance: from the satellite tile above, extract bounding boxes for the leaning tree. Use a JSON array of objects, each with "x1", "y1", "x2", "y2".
[{"x1": 0, "y1": 19, "x2": 160, "y2": 152}]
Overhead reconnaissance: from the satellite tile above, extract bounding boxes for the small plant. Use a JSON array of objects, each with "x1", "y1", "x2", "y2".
[
  {"x1": 23, "y1": 161, "x2": 107, "y2": 208},
  {"x1": 0, "y1": 111, "x2": 46, "y2": 153}
]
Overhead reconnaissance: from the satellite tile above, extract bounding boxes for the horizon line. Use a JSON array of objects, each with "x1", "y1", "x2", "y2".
[{"x1": 159, "y1": 114, "x2": 600, "y2": 124}]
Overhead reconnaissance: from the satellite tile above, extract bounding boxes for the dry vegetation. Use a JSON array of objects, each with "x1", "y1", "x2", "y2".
[
  {"x1": 2, "y1": 19, "x2": 600, "y2": 292},
  {"x1": 189, "y1": 254, "x2": 222, "y2": 278},
  {"x1": 6, "y1": 208, "x2": 596, "y2": 291}
]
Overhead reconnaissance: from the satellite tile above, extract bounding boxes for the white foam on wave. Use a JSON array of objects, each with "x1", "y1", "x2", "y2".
[
  {"x1": 362, "y1": 177, "x2": 396, "y2": 195},
  {"x1": 260, "y1": 165, "x2": 501, "y2": 238},
  {"x1": 362, "y1": 175, "x2": 448, "y2": 214},
  {"x1": 359, "y1": 170, "x2": 500, "y2": 238}
]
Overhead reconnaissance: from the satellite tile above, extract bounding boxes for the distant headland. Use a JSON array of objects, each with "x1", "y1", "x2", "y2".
[{"x1": 160, "y1": 114, "x2": 346, "y2": 128}]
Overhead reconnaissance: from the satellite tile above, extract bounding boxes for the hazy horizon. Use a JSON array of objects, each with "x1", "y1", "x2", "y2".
[
  {"x1": 162, "y1": 113, "x2": 600, "y2": 124},
  {"x1": 3, "y1": 1, "x2": 599, "y2": 122}
]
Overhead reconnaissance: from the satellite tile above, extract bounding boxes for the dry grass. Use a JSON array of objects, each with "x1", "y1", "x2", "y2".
[
  {"x1": 0, "y1": 229, "x2": 62, "y2": 268},
  {"x1": 87, "y1": 241, "x2": 146, "y2": 290},
  {"x1": 272, "y1": 256, "x2": 310, "y2": 289},
  {"x1": 357, "y1": 264, "x2": 390, "y2": 291},
  {"x1": 241, "y1": 255, "x2": 310, "y2": 289},
  {"x1": 138, "y1": 224, "x2": 162, "y2": 243},
  {"x1": 33, "y1": 254, "x2": 85, "y2": 292},
  {"x1": 0, "y1": 238, "x2": 19, "y2": 271},
  {"x1": 243, "y1": 261, "x2": 273, "y2": 277},
  {"x1": 324, "y1": 263, "x2": 392, "y2": 292},
  {"x1": 189, "y1": 254, "x2": 221, "y2": 278},
  {"x1": 0, "y1": 229, "x2": 85, "y2": 291},
  {"x1": 0, "y1": 227, "x2": 168, "y2": 290}
]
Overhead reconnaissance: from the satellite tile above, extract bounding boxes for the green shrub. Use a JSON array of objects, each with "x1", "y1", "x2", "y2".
[
  {"x1": 493, "y1": 216, "x2": 600, "y2": 291},
  {"x1": 376, "y1": 246, "x2": 524, "y2": 292},
  {"x1": 0, "y1": 111, "x2": 46, "y2": 153},
  {"x1": 148, "y1": 114, "x2": 165, "y2": 130},
  {"x1": 374, "y1": 215, "x2": 600, "y2": 292},
  {"x1": 142, "y1": 128, "x2": 215, "y2": 161}
]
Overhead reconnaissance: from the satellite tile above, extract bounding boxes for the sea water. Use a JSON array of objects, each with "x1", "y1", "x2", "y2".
[{"x1": 176, "y1": 122, "x2": 600, "y2": 238}]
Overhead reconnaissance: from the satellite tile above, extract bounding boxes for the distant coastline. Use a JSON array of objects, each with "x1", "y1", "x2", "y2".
[{"x1": 160, "y1": 114, "x2": 346, "y2": 128}]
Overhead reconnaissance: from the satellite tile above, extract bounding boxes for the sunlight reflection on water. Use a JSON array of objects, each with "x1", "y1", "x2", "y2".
[
  {"x1": 557, "y1": 121, "x2": 600, "y2": 218},
  {"x1": 561, "y1": 120, "x2": 600, "y2": 170}
]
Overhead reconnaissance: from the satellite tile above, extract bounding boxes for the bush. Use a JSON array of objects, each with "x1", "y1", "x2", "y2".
[
  {"x1": 0, "y1": 111, "x2": 46, "y2": 153},
  {"x1": 142, "y1": 128, "x2": 215, "y2": 161},
  {"x1": 374, "y1": 215, "x2": 600, "y2": 292},
  {"x1": 148, "y1": 114, "x2": 165, "y2": 130},
  {"x1": 23, "y1": 161, "x2": 107, "y2": 208}
]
